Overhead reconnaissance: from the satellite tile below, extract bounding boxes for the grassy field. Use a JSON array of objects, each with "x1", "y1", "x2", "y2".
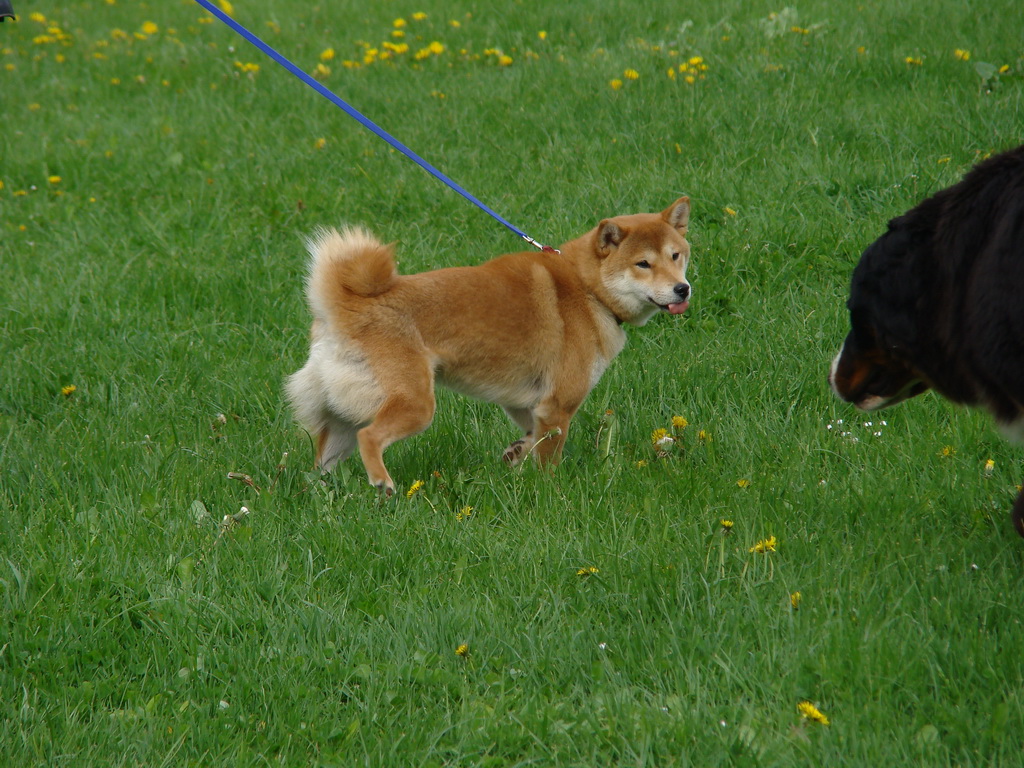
[{"x1": 2, "y1": 0, "x2": 1023, "y2": 764}]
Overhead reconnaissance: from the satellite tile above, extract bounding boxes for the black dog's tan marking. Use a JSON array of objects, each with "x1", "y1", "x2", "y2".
[{"x1": 829, "y1": 144, "x2": 1024, "y2": 537}]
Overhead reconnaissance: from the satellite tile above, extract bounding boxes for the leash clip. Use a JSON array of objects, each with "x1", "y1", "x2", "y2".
[{"x1": 523, "y1": 235, "x2": 560, "y2": 254}]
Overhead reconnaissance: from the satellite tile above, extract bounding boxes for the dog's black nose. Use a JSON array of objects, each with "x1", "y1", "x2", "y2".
[{"x1": 673, "y1": 283, "x2": 690, "y2": 299}]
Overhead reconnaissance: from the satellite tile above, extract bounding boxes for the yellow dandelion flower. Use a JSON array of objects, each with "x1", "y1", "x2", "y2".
[
  {"x1": 684, "y1": 75, "x2": 696, "y2": 84},
  {"x1": 798, "y1": 700, "x2": 829, "y2": 725},
  {"x1": 749, "y1": 535, "x2": 777, "y2": 553},
  {"x1": 999, "y1": 64, "x2": 1010, "y2": 74},
  {"x1": 577, "y1": 566, "x2": 599, "y2": 576},
  {"x1": 48, "y1": 175, "x2": 61, "y2": 184},
  {"x1": 0, "y1": 180, "x2": 4, "y2": 192},
  {"x1": 141, "y1": 21, "x2": 158, "y2": 35},
  {"x1": 320, "y1": 48, "x2": 335, "y2": 61},
  {"x1": 954, "y1": 48, "x2": 970, "y2": 61},
  {"x1": 651, "y1": 428, "x2": 669, "y2": 445},
  {"x1": 456, "y1": 505, "x2": 473, "y2": 521},
  {"x1": 624, "y1": 68, "x2": 639, "y2": 80},
  {"x1": 984, "y1": 458, "x2": 995, "y2": 476},
  {"x1": 393, "y1": 18, "x2": 407, "y2": 28},
  {"x1": 609, "y1": 78, "x2": 623, "y2": 90},
  {"x1": 667, "y1": 67, "x2": 676, "y2": 80},
  {"x1": 688, "y1": 56, "x2": 704, "y2": 66},
  {"x1": 313, "y1": 63, "x2": 330, "y2": 78},
  {"x1": 538, "y1": 30, "x2": 548, "y2": 40},
  {"x1": 61, "y1": 384, "x2": 77, "y2": 397},
  {"x1": 720, "y1": 519, "x2": 734, "y2": 532},
  {"x1": 671, "y1": 416, "x2": 689, "y2": 429},
  {"x1": 940, "y1": 445, "x2": 956, "y2": 458},
  {"x1": 791, "y1": 26, "x2": 810, "y2": 34},
  {"x1": 736, "y1": 478, "x2": 750, "y2": 488},
  {"x1": 455, "y1": 644, "x2": 469, "y2": 657},
  {"x1": 791, "y1": 591, "x2": 802, "y2": 609},
  {"x1": 724, "y1": 206, "x2": 737, "y2": 216},
  {"x1": 406, "y1": 479, "x2": 425, "y2": 498},
  {"x1": 635, "y1": 459, "x2": 648, "y2": 468},
  {"x1": 412, "y1": 12, "x2": 427, "y2": 21},
  {"x1": 428, "y1": 41, "x2": 445, "y2": 55},
  {"x1": 314, "y1": 137, "x2": 327, "y2": 150},
  {"x1": 29, "y1": 12, "x2": 47, "y2": 24},
  {"x1": 449, "y1": 20, "x2": 461, "y2": 28},
  {"x1": 698, "y1": 429, "x2": 711, "y2": 442},
  {"x1": 905, "y1": 56, "x2": 923, "y2": 66},
  {"x1": 498, "y1": 55, "x2": 513, "y2": 66},
  {"x1": 217, "y1": 0, "x2": 235, "y2": 15}
]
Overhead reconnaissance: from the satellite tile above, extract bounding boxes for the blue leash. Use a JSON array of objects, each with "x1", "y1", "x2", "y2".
[{"x1": 192, "y1": 0, "x2": 557, "y2": 252}]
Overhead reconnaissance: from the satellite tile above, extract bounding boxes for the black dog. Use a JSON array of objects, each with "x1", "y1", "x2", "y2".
[{"x1": 830, "y1": 144, "x2": 1024, "y2": 536}]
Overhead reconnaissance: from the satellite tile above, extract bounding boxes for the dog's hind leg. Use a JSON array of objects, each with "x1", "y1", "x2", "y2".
[{"x1": 356, "y1": 354, "x2": 436, "y2": 495}]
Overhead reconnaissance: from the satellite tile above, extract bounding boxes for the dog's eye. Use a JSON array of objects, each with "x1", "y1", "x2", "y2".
[
  {"x1": 671, "y1": 252, "x2": 680, "y2": 261},
  {"x1": 636, "y1": 260, "x2": 651, "y2": 269}
]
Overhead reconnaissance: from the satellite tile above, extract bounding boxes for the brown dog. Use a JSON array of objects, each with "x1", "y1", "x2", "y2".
[{"x1": 286, "y1": 198, "x2": 692, "y2": 493}]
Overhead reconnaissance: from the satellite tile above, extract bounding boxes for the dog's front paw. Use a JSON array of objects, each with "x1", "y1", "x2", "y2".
[{"x1": 369, "y1": 478, "x2": 395, "y2": 497}]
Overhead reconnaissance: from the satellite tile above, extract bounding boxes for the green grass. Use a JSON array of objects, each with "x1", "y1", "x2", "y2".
[{"x1": 2, "y1": 0, "x2": 1024, "y2": 764}]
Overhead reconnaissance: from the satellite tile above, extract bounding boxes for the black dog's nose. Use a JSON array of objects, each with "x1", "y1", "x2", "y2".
[{"x1": 673, "y1": 283, "x2": 690, "y2": 300}]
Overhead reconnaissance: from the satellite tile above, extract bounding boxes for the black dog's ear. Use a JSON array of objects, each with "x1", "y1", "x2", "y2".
[
  {"x1": 596, "y1": 220, "x2": 625, "y2": 255},
  {"x1": 851, "y1": 221, "x2": 923, "y2": 350}
]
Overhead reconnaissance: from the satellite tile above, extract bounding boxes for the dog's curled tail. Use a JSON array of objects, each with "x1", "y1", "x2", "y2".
[{"x1": 305, "y1": 226, "x2": 398, "y2": 318}]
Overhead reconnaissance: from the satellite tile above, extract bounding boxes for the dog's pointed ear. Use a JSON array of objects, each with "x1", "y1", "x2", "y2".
[
  {"x1": 597, "y1": 220, "x2": 625, "y2": 255},
  {"x1": 662, "y1": 196, "x2": 690, "y2": 235}
]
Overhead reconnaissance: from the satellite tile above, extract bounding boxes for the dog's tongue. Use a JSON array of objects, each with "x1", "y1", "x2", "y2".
[{"x1": 667, "y1": 301, "x2": 689, "y2": 315}]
